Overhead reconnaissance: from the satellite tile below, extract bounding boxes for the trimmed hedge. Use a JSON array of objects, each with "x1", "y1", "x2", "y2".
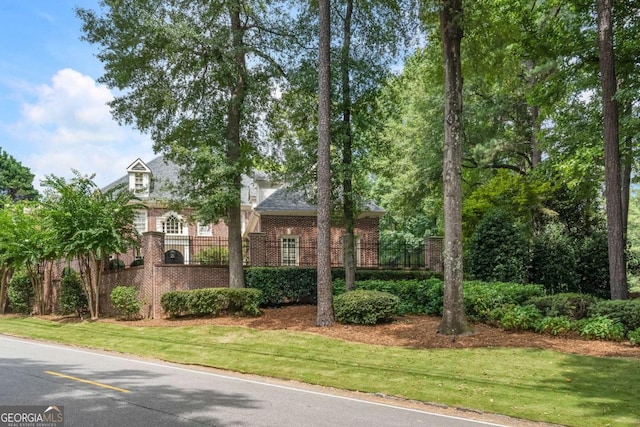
[
  {"x1": 245, "y1": 267, "x2": 317, "y2": 306},
  {"x1": 58, "y1": 270, "x2": 87, "y2": 315},
  {"x1": 334, "y1": 290, "x2": 399, "y2": 325},
  {"x1": 161, "y1": 288, "x2": 262, "y2": 318},
  {"x1": 8, "y1": 272, "x2": 33, "y2": 315}
]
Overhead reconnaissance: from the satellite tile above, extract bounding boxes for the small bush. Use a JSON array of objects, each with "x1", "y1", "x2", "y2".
[
  {"x1": 58, "y1": 270, "x2": 87, "y2": 315},
  {"x1": 194, "y1": 247, "x2": 229, "y2": 265},
  {"x1": 463, "y1": 281, "x2": 545, "y2": 320},
  {"x1": 334, "y1": 290, "x2": 399, "y2": 325},
  {"x1": 493, "y1": 304, "x2": 542, "y2": 332},
  {"x1": 628, "y1": 328, "x2": 640, "y2": 346},
  {"x1": 579, "y1": 315, "x2": 625, "y2": 341},
  {"x1": 8, "y1": 272, "x2": 33, "y2": 314},
  {"x1": 107, "y1": 259, "x2": 125, "y2": 271},
  {"x1": 161, "y1": 288, "x2": 262, "y2": 318},
  {"x1": 536, "y1": 316, "x2": 577, "y2": 336},
  {"x1": 131, "y1": 258, "x2": 144, "y2": 267},
  {"x1": 588, "y1": 299, "x2": 640, "y2": 333},
  {"x1": 526, "y1": 293, "x2": 597, "y2": 320},
  {"x1": 110, "y1": 286, "x2": 142, "y2": 319}
]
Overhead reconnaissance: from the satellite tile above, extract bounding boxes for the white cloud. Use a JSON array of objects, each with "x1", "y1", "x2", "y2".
[{"x1": 11, "y1": 68, "x2": 155, "y2": 189}]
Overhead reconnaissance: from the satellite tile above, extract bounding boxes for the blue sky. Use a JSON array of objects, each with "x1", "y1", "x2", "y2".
[{"x1": 0, "y1": 0, "x2": 154, "y2": 189}]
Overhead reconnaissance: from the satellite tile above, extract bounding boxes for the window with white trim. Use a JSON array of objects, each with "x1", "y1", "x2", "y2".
[
  {"x1": 197, "y1": 222, "x2": 213, "y2": 236},
  {"x1": 133, "y1": 210, "x2": 147, "y2": 234},
  {"x1": 134, "y1": 173, "x2": 145, "y2": 191},
  {"x1": 281, "y1": 235, "x2": 299, "y2": 266},
  {"x1": 157, "y1": 212, "x2": 189, "y2": 236}
]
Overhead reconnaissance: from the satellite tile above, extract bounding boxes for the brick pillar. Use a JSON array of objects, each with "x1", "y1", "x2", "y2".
[
  {"x1": 248, "y1": 232, "x2": 266, "y2": 267},
  {"x1": 142, "y1": 231, "x2": 164, "y2": 318},
  {"x1": 425, "y1": 236, "x2": 444, "y2": 273}
]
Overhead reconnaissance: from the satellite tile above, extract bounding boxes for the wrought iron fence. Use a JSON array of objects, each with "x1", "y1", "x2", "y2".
[{"x1": 185, "y1": 237, "x2": 430, "y2": 268}]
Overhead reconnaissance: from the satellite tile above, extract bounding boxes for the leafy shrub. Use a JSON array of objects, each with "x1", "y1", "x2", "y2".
[
  {"x1": 575, "y1": 231, "x2": 610, "y2": 298},
  {"x1": 529, "y1": 223, "x2": 579, "y2": 294},
  {"x1": 628, "y1": 328, "x2": 640, "y2": 346},
  {"x1": 467, "y1": 209, "x2": 529, "y2": 283},
  {"x1": 332, "y1": 278, "x2": 444, "y2": 316},
  {"x1": 579, "y1": 315, "x2": 625, "y2": 341},
  {"x1": 334, "y1": 290, "x2": 399, "y2": 325},
  {"x1": 492, "y1": 304, "x2": 542, "y2": 332},
  {"x1": 194, "y1": 247, "x2": 229, "y2": 265},
  {"x1": 130, "y1": 258, "x2": 144, "y2": 267},
  {"x1": 332, "y1": 269, "x2": 443, "y2": 282},
  {"x1": 536, "y1": 316, "x2": 577, "y2": 336},
  {"x1": 245, "y1": 267, "x2": 317, "y2": 306},
  {"x1": 526, "y1": 293, "x2": 597, "y2": 320},
  {"x1": 588, "y1": 299, "x2": 640, "y2": 333},
  {"x1": 58, "y1": 270, "x2": 87, "y2": 315},
  {"x1": 161, "y1": 288, "x2": 262, "y2": 318},
  {"x1": 107, "y1": 259, "x2": 125, "y2": 271},
  {"x1": 463, "y1": 281, "x2": 545, "y2": 320},
  {"x1": 110, "y1": 286, "x2": 142, "y2": 319},
  {"x1": 8, "y1": 272, "x2": 33, "y2": 314}
]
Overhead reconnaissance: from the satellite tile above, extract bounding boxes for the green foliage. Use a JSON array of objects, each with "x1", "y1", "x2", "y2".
[
  {"x1": 0, "y1": 148, "x2": 39, "y2": 202},
  {"x1": 579, "y1": 315, "x2": 625, "y2": 341},
  {"x1": 463, "y1": 281, "x2": 545, "y2": 320},
  {"x1": 160, "y1": 288, "x2": 262, "y2": 318},
  {"x1": 574, "y1": 231, "x2": 610, "y2": 299},
  {"x1": 628, "y1": 328, "x2": 640, "y2": 346},
  {"x1": 535, "y1": 316, "x2": 577, "y2": 336},
  {"x1": 8, "y1": 272, "x2": 33, "y2": 314},
  {"x1": 529, "y1": 223, "x2": 579, "y2": 294},
  {"x1": 333, "y1": 290, "x2": 399, "y2": 325},
  {"x1": 333, "y1": 278, "x2": 444, "y2": 316},
  {"x1": 245, "y1": 267, "x2": 317, "y2": 306},
  {"x1": 58, "y1": 270, "x2": 87, "y2": 315},
  {"x1": 526, "y1": 293, "x2": 597, "y2": 320},
  {"x1": 194, "y1": 247, "x2": 229, "y2": 265},
  {"x1": 490, "y1": 304, "x2": 542, "y2": 332},
  {"x1": 332, "y1": 268, "x2": 443, "y2": 282},
  {"x1": 110, "y1": 286, "x2": 142, "y2": 319},
  {"x1": 588, "y1": 299, "x2": 640, "y2": 333},
  {"x1": 107, "y1": 259, "x2": 125, "y2": 271},
  {"x1": 130, "y1": 258, "x2": 144, "y2": 267},
  {"x1": 467, "y1": 209, "x2": 529, "y2": 283}
]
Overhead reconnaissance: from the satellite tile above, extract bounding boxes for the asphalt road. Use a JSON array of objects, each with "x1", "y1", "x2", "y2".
[{"x1": 0, "y1": 336, "x2": 511, "y2": 427}]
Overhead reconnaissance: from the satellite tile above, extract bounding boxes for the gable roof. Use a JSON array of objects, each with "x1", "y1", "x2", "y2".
[
  {"x1": 255, "y1": 186, "x2": 385, "y2": 217},
  {"x1": 106, "y1": 156, "x2": 384, "y2": 216}
]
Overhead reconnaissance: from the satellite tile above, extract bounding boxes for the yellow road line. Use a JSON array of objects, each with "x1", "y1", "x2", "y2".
[{"x1": 45, "y1": 371, "x2": 130, "y2": 393}]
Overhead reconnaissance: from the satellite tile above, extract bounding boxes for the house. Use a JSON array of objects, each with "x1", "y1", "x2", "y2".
[{"x1": 105, "y1": 156, "x2": 384, "y2": 267}]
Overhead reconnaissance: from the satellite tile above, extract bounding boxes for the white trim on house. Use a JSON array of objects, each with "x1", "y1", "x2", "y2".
[
  {"x1": 126, "y1": 158, "x2": 151, "y2": 197},
  {"x1": 280, "y1": 235, "x2": 299, "y2": 266},
  {"x1": 157, "y1": 211, "x2": 189, "y2": 236},
  {"x1": 133, "y1": 209, "x2": 148, "y2": 234}
]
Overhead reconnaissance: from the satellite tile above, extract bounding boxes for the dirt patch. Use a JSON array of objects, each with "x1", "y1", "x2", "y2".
[{"x1": 99, "y1": 304, "x2": 640, "y2": 359}]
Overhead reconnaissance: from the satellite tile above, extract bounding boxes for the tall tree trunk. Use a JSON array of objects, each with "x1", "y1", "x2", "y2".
[
  {"x1": 227, "y1": 6, "x2": 247, "y2": 288},
  {"x1": 0, "y1": 266, "x2": 10, "y2": 314},
  {"x1": 316, "y1": 0, "x2": 334, "y2": 326},
  {"x1": 597, "y1": 0, "x2": 627, "y2": 299},
  {"x1": 341, "y1": 0, "x2": 356, "y2": 291},
  {"x1": 438, "y1": 0, "x2": 473, "y2": 336}
]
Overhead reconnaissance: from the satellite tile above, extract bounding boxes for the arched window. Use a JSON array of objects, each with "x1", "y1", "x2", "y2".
[{"x1": 161, "y1": 213, "x2": 185, "y2": 235}]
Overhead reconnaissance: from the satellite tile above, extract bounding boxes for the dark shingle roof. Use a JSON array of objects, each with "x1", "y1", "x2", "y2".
[{"x1": 255, "y1": 186, "x2": 384, "y2": 217}]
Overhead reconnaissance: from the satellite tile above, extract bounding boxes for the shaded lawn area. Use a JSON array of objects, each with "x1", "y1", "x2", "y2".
[{"x1": 0, "y1": 315, "x2": 638, "y2": 427}]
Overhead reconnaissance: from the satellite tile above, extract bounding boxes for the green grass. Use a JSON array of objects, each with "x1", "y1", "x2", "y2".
[{"x1": 1, "y1": 316, "x2": 639, "y2": 427}]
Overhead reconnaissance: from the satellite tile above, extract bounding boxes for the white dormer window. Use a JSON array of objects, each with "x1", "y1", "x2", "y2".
[
  {"x1": 157, "y1": 212, "x2": 188, "y2": 236},
  {"x1": 126, "y1": 158, "x2": 151, "y2": 197}
]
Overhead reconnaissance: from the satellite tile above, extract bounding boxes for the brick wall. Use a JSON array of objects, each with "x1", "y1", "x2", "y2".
[{"x1": 256, "y1": 215, "x2": 380, "y2": 267}]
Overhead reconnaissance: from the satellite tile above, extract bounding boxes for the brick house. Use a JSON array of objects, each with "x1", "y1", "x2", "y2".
[{"x1": 106, "y1": 156, "x2": 384, "y2": 267}]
